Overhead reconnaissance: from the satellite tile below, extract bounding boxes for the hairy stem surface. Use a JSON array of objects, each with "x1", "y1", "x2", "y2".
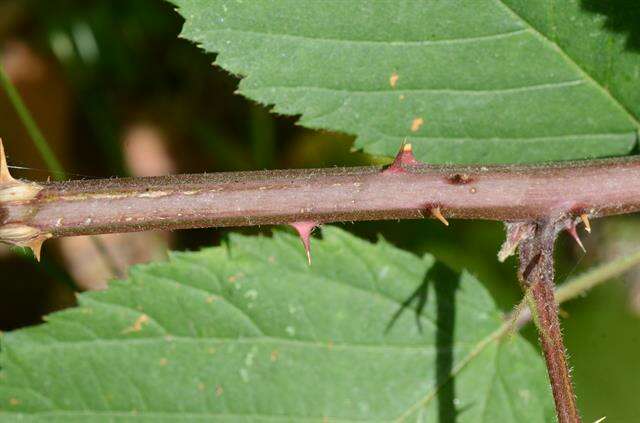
[
  {"x1": 518, "y1": 220, "x2": 581, "y2": 423},
  {"x1": 2, "y1": 158, "x2": 640, "y2": 242}
]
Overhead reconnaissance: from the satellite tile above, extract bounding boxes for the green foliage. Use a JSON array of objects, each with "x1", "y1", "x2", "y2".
[
  {"x1": 0, "y1": 228, "x2": 553, "y2": 421},
  {"x1": 173, "y1": 0, "x2": 640, "y2": 164}
]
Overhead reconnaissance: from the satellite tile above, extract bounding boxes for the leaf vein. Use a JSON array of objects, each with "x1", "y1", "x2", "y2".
[
  {"x1": 250, "y1": 79, "x2": 586, "y2": 96},
  {"x1": 200, "y1": 27, "x2": 530, "y2": 47}
]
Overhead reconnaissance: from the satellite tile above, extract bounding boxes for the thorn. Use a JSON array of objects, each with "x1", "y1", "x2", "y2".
[
  {"x1": 383, "y1": 139, "x2": 419, "y2": 174},
  {"x1": 26, "y1": 234, "x2": 51, "y2": 262},
  {"x1": 28, "y1": 237, "x2": 47, "y2": 262},
  {"x1": 0, "y1": 139, "x2": 42, "y2": 202},
  {"x1": 431, "y1": 207, "x2": 449, "y2": 226},
  {"x1": 290, "y1": 221, "x2": 318, "y2": 265},
  {"x1": 566, "y1": 222, "x2": 586, "y2": 253},
  {"x1": 0, "y1": 138, "x2": 16, "y2": 184},
  {"x1": 0, "y1": 224, "x2": 51, "y2": 262},
  {"x1": 580, "y1": 213, "x2": 591, "y2": 233}
]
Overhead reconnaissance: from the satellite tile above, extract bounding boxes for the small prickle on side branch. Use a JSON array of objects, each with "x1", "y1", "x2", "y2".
[
  {"x1": 290, "y1": 221, "x2": 319, "y2": 265},
  {"x1": 0, "y1": 139, "x2": 49, "y2": 260}
]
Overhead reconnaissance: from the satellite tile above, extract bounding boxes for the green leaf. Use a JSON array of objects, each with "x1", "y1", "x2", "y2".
[
  {"x1": 172, "y1": 0, "x2": 639, "y2": 164},
  {"x1": 0, "y1": 227, "x2": 553, "y2": 421}
]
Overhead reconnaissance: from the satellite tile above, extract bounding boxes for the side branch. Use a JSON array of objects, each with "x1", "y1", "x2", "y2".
[
  {"x1": 518, "y1": 219, "x2": 581, "y2": 423},
  {"x1": 2, "y1": 157, "x2": 640, "y2": 247}
]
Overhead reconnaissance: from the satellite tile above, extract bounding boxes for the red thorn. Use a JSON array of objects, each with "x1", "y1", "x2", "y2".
[
  {"x1": 566, "y1": 222, "x2": 586, "y2": 253},
  {"x1": 383, "y1": 140, "x2": 419, "y2": 174},
  {"x1": 290, "y1": 221, "x2": 317, "y2": 265}
]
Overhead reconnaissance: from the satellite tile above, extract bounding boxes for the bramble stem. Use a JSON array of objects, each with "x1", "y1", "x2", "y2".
[
  {"x1": 3, "y1": 149, "x2": 640, "y2": 421},
  {"x1": 2, "y1": 158, "x2": 640, "y2": 241}
]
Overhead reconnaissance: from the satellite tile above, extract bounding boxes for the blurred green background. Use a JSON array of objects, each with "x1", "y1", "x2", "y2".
[{"x1": 0, "y1": 1, "x2": 638, "y2": 421}]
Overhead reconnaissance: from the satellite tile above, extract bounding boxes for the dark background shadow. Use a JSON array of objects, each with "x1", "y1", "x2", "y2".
[
  {"x1": 581, "y1": 0, "x2": 640, "y2": 51},
  {"x1": 432, "y1": 263, "x2": 460, "y2": 423},
  {"x1": 387, "y1": 262, "x2": 460, "y2": 422}
]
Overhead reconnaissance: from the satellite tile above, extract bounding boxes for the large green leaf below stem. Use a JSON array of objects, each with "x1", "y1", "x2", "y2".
[
  {"x1": 172, "y1": 0, "x2": 640, "y2": 164},
  {"x1": 0, "y1": 227, "x2": 553, "y2": 421}
]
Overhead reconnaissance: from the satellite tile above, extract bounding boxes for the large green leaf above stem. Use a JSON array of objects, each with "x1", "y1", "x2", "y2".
[
  {"x1": 172, "y1": 0, "x2": 640, "y2": 164},
  {"x1": 0, "y1": 227, "x2": 553, "y2": 421}
]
